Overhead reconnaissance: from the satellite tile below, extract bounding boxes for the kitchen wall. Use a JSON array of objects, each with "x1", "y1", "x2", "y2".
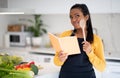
[
  {"x1": 0, "y1": 15, "x2": 9, "y2": 47},
  {"x1": 91, "y1": 14, "x2": 120, "y2": 54},
  {"x1": 0, "y1": 0, "x2": 8, "y2": 8},
  {"x1": 0, "y1": 0, "x2": 120, "y2": 57},
  {"x1": 7, "y1": 0, "x2": 120, "y2": 14},
  {"x1": 0, "y1": 14, "x2": 120, "y2": 57}
]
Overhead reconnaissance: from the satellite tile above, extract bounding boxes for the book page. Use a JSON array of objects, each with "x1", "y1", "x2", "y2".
[
  {"x1": 48, "y1": 32, "x2": 81, "y2": 55},
  {"x1": 48, "y1": 33, "x2": 61, "y2": 52},
  {"x1": 59, "y1": 36, "x2": 80, "y2": 55}
]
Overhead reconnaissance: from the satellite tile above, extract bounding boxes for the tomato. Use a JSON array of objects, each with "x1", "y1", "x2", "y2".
[
  {"x1": 15, "y1": 63, "x2": 30, "y2": 70},
  {"x1": 28, "y1": 61, "x2": 35, "y2": 66},
  {"x1": 24, "y1": 64, "x2": 30, "y2": 68},
  {"x1": 15, "y1": 65, "x2": 21, "y2": 70},
  {"x1": 15, "y1": 61, "x2": 35, "y2": 71},
  {"x1": 26, "y1": 63, "x2": 31, "y2": 67}
]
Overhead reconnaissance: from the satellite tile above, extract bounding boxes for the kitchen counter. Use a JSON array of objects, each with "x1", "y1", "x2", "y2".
[
  {"x1": 105, "y1": 57, "x2": 120, "y2": 62},
  {"x1": 105, "y1": 51, "x2": 120, "y2": 62},
  {"x1": 0, "y1": 47, "x2": 54, "y2": 54},
  {"x1": 1, "y1": 47, "x2": 120, "y2": 61},
  {"x1": 1, "y1": 47, "x2": 120, "y2": 78},
  {"x1": 0, "y1": 47, "x2": 60, "y2": 78}
]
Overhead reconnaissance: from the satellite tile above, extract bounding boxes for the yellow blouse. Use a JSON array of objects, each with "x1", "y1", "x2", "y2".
[{"x1": 54, "y1": 30, "x2": 106, "y2": 72}]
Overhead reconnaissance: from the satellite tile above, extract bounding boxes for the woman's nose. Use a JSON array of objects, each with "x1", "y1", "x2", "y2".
[{"x1": 72, "y1": 17, "x2": 76, "y2": 21}]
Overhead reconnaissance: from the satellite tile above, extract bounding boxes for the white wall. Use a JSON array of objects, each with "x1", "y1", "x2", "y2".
[
  {"x1": 0, "y1": 0, "x2": 120, "y2": 57},
  {"x1": 91, "y1": 14, "x2": 120, "y2": 55},
  {"x1": 0, "y1": 15, "x2": 9, "y2": 47},
  {"x1": 1, "y1": 14, "x2": 120, "y2": 55},
  {"x1": 41, "y1": 14, "x2": 73, "y2": 33},
  {"x1": 7, "y1": 0, "x2": 120, "y2": 14},
  {"x1": 43, "y1": 14, "x2": 120, "y2": 56},
  {"x1": 0, "y1": 0, "x2": 8, "y2": 8}
]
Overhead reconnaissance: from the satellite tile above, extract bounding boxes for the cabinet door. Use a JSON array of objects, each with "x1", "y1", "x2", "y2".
[
  {"x1": 94, "y1": 68, "x2": 102, "y2": 78},
  {"x1": 26, "y1": 53, "x2": 54, "y2": 63},
  {"x1": 35, "y1": 72, "x2": 59, "y2": 78},
  {"x1": 102, "y1": 71, "x2": 120, "y2": 78},
  {"x1": 102, "y1": 62, "x2": 120, "y2": 78}
]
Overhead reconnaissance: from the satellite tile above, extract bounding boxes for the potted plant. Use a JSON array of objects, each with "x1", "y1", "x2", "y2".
[
  {"x1": 27, "y1": 15, "x2": 47, "y2": 36},
  {"x1": 27, "y1": 14, "x2": 47, "y2": 47}
]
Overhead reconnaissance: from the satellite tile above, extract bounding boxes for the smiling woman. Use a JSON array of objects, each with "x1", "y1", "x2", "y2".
[{"x1": 54, "y1": 3, "x2": 106, "y2": 78}]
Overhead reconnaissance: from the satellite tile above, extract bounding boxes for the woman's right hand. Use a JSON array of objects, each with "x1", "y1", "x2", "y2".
[{"x1": 58, "y1": 51, "x2": 68, "y2": 62}]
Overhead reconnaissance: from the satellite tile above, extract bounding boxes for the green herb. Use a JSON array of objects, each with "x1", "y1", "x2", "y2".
[
  {"x1": 0, "y1": 54, "x2": 24, "y2": 78},
  {"x1": 0, "y1": 67, "x2": 34, "y2": 78}
]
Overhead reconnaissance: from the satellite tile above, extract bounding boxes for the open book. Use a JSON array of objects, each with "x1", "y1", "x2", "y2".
[{"x1": 48, "y1": 32, "x2": 81, "y2": 55}]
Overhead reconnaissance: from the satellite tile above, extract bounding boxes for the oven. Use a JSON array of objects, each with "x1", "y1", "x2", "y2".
[{"x1": 5, "y1": 32, "x2": 30, "y2": 47}]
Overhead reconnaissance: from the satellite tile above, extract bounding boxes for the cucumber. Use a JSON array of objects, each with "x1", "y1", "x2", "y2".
[{"x1": 30, "y1": 64, "x2": 38, "y2": 75}]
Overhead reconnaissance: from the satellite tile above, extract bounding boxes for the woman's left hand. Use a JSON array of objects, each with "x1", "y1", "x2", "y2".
[{"x1": 82, "y1": 41, "x2": 92, "y2": 54}]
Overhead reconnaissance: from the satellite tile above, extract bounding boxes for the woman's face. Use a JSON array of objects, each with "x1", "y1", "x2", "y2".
[{"x1": 70, "y1": 8, "x2": 88, "y2": 29}]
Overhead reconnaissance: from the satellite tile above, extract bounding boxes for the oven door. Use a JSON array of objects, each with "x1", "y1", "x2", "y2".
[{"x1": 9, "y1": 32, "x2": 26, "y2": 47}]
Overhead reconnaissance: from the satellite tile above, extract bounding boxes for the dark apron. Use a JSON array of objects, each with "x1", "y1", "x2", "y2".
[{"x1": 59, "y1": 38, "x2": 96, "y2": 78}]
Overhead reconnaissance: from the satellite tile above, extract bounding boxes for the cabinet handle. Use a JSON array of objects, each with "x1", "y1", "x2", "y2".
[{"x1": 44, "y1": 58, "x2": 51, "y2": 62}]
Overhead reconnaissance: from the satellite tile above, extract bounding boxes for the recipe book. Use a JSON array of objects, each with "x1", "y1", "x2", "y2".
[{"x1": 48, "y1": 32, "x2": 81, "y2": 55}]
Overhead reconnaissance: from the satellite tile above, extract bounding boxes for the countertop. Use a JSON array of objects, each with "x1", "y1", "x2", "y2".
[
  {"x1": 0, "y1": 47, "x2": 120, "y2": 78},
  {"x1": 1, "y1": 47, "x2": 120, "y2": 61},
  {"x1": 0, "y1": 47, "x2": 60, "y2": 77}
]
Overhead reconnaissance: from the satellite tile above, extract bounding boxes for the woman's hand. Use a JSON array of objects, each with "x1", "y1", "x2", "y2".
[
  {"x1": 58, "y1": 51, "x2": 68, "y2": 62},
  {"x1": 82, "y1": 41, "x2": 92, "y2": 54}
]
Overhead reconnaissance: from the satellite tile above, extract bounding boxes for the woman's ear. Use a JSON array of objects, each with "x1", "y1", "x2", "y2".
[{"x1": 85, "y1": 15, "x2": 89, "y2": 21}]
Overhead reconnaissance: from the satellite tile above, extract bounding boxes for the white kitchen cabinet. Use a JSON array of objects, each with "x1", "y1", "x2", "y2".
[
  {"x1": 102, "y1": 60, "x2": 120, "y2": 78},
  {"x1": 94, "y1": 69, "x2": 102, "y2": 78},
  {"x1": 27, "y1": 52, "x2": 61, "y2": 75},
  {"x1": 35, "y1": 72, "x2": 59, "y2": 78},
  {"x1": 26, "y1": 52, "x2": 54, "y2": 63}
]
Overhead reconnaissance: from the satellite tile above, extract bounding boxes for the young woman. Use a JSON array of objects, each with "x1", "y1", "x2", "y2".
[{"x1": 54, "y1": 4, "x2": 106, "y2": 78}]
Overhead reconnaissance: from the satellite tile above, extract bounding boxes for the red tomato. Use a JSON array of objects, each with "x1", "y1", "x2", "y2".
[
  {"x1": 24, "y1": 64, "x2": 30, "y2": 68},
  {"x1": 15, "y1": 63, "x2": 31, "y2": 70},
  {"x1": 26, "y1": 63, "x2": 31, "y2": 67},
  {"x1": 28, "y1": 61, "x2": 35, "y2": 66},
  {"x1": 20, "y1": 64, "x2": 24, "y2": 69},
  {"x1": 15, "y1": 65, "x2": 21, "y2": 70}
]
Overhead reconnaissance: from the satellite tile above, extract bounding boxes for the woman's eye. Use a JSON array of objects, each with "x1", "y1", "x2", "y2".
[
  {"x1": 74, "y1": 15, "x2": 80, "y2": 19},
  {"x1": 76, "y1": 15, "x2": 80, "y2": 17},
  {"x1": 70, "y1": 14, "x2": 80, "y2": 19}
]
